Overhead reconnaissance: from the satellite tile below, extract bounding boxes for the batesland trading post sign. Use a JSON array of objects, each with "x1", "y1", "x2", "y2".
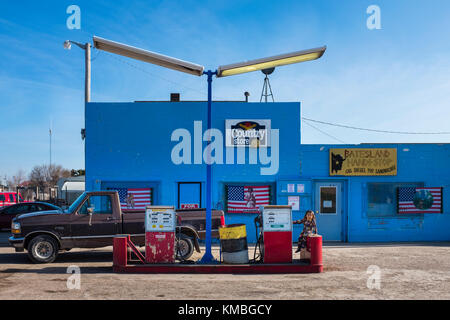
[{"x1": 329, "y1": 148, "x2": 397, "y2": 176}]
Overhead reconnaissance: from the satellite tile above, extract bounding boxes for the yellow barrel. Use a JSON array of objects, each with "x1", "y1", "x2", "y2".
[
  {"x1": 219, "y1": 224, "x2": 249, "y2": 264},
  {"x1": 219, "y1": 224, "x2": 247, "y2": 239}
]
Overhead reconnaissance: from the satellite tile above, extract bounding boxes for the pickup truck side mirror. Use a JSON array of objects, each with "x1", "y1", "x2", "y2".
[{"x1": 87, "y1": 206, "x2": 95, "y2": 226}]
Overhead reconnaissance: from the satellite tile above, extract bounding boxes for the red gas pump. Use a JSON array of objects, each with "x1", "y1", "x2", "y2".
[
  {"x1": 261, "y1": 205, "x2": 293, "y2": 263},
  {"x1": 145, "y1": 206, "x2": 176, "y2": 263}
]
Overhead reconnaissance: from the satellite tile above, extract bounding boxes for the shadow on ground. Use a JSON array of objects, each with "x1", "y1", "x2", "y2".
[
  {"x1": 0, "y1": 265, "x2": 112, "y2": 275},
  {"x1": 0, "y1": 249, "x2": 114, "y2": 275},
  {"x1": 0, "y1": 250, "x2": 113, "y2": 264},
  {"x1": 323, "y1": 241, "x2": 450, "y2": 248}
]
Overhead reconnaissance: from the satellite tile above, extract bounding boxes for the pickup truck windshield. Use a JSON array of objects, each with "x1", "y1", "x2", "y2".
[{"x1": 68, "y1": 192, "x2": 87, "y2": 213}]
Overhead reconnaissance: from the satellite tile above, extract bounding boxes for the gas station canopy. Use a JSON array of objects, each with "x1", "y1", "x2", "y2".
[
  {"x1": 216, "y1": 46, "x2": 326, "y2": 77},
  {"x1": 93, "y1": 36, "x2": 205, "y2": 76}
]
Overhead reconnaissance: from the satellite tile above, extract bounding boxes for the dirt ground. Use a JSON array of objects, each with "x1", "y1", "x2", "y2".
[{"x1": 0, "y1": 232, "x2": 449, "y2": 300}]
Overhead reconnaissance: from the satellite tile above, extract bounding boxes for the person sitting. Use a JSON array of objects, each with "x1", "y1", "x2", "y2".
[{"x1": 293, "y1": 210, "x2": 318, "y2": 253}]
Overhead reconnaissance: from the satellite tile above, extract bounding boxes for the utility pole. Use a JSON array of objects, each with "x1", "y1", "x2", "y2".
[
  {"x1": 63, "y1": 40, "x2": 91, "y2": 103},
  {"x1": 85, "y1": 42, "x2": 91, "y2": 103},
  {"x1": 49, "y1": 125, "x2": 52, "y2": 169}
]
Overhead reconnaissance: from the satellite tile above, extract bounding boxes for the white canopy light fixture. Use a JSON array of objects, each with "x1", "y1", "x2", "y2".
[
  {"x1": 216, "y1": 46, "x2": 326, "y2": 77},
  {"x1": 93, "y1": 36, "x2": 205, "y2": 76}
]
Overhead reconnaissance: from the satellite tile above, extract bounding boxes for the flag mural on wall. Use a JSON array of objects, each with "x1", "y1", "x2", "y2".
[
  {"x1": 227, "y1": 185, "x2": 270, "y2": 213},
  {"x1": 398, "y1": 187, "x2": 443, "y2": 214},
  {"x1": 107, "y1": 188, "x2": 152, "y2": 211}
]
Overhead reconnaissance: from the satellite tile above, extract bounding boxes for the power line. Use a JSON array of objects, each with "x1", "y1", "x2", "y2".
[
  {"x1": 101, "y1": 51, "x2": 204, "y2": 94},
  {"x1": 302, "y1": 117, "x2": 450, "y2": 135},
  {"x1": 302, "y1": 120, "x2": 347, "y2": 144},
  {"x1": 66, "y1": 31, "x2": 209, "y2": 96},
  {"x1": 100, "y1": 50, "x2": 229, "y2": 100}
]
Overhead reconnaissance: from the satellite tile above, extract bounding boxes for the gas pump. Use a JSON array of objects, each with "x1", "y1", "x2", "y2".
[
  {"x1": 260, "y1": 205, "x2": 293, "y2": 264},
  {"x1": 145, "y1": 206, "x2": 176, "y2": 263}
]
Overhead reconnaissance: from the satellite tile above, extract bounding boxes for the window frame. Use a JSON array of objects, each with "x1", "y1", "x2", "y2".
[
  {"x1": 319, "y1": 186, "x2": 338, "y2": 215},
  {"x1": 367, "y1": 181, "x2": 425, "y2": 218},
  {"x1": 77, "y1": 195, "x2": 113, "y2": 215}
]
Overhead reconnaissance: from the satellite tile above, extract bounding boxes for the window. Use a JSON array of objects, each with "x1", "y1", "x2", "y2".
[
  {"x1": 0, "y1": 195, "x2": 5, "y2": 202},
  {"x1": 320, "y1": 186, "x2": 337, "y2": 214},
  {"x1": 38, "y1": 204, "x2": 54, "y2": 211},
  {"x1": 178, "y1": 182, "x2": 201, "y2": 209},
  {"x1": 4, "y1": 205, "x2": 31, "y2": 215},
  {"x1": 367, "y1": 182, "x2": 424, "y2": 217},
  {"x1": 79, "y1": 195, "x2": 112, "y2": 214},
  {"x1": 27, "y1": 204, "x2": 38, "y2": 212},
  {"x1": 106, "y1": 187, "x2": 153, "y2": 212},
  {"x1": 9, "y1": 194, "x2": 14, "y2": 202}
]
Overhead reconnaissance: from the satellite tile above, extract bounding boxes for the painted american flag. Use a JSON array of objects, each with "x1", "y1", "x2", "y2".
[
  {"x1": 108, "y1": 188, "x2": 152, "y2": 211},
  {"x1": 398, "y1": 187, "x2": 442, "y2": 214},
  {"x1": 227, "y1": 185, "x2": 270, "y2": 213}
]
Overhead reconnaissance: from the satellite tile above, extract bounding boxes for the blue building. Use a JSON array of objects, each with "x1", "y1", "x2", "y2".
[{"x1": 85, "y1": 100, "x2": 450, "y2": 243}]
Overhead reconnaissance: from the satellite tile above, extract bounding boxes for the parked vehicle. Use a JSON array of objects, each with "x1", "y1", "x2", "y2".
[
  {"x1": 0, "y1": 202, "x2": 61, "y2": 230},
  {"x1": 9, "y1": 191, "x2": 225, "y2": 263},
  {"x1": 0, "y1": 192, "x2": 23, "y2": 208}
]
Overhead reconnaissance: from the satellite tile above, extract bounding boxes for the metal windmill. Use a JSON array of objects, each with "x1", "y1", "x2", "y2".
[{"x1": 260, "y1": 67, "x2": 275, "y2": 102}]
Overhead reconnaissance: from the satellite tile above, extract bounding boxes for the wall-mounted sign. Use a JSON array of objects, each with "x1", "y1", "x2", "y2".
[
  {"x1": 225, "y1": 119, "x2": 271, "y2": 147},
  {"x1": 287, "y1": 184, "x2": 295, "y2": 193},
  {"x1": 180, "y1": 203, "x2": 199, "y2": 209},
  {"x1": 288, "y1": 196, "x2": 300, "y2": 211},
  {"x1": 297, "y1": 184, "x2": 305, "y2": 193},
  {"x1": 323, "y1": 200, "x2": 333, "y2": 208},
  {"x1": 329, "y1": 148, "x2": 397, "y2": 176}
]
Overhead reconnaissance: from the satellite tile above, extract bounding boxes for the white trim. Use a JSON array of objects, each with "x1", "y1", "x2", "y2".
[{"x1": 319, "y1": 185, "x2": 338, "y2": 215}]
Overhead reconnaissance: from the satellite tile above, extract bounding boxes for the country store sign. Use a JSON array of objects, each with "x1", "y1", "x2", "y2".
[
  {"x1": 329, "y1": 148, "x2": 397, "y2": 176},
  {"x1": 225, "y1": 119, "x2": 271, "y2": 147}
]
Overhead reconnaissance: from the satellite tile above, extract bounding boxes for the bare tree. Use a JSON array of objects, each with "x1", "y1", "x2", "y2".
[
  {"x1": 28, "y1": 164, "x2": 70, "y2": 188},
  {"x1": 7, "y1": 169, "x2": 27, "y2": 189},
  {"x1": 48, "y1": 165, "x2": 71, "y2": 186},
  {"x1": 29, "y1": 165, "x2": 48, "y2": 189}
]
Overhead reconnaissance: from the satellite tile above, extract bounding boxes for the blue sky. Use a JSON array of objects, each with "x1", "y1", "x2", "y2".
[{"x1": 1, "y1": 0, "x2": 450, "y2": 179}]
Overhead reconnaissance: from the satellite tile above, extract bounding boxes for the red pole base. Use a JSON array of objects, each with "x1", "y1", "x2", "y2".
[
  {"x1": 113, "y1": 235, "x2": 129, "y2": 267},
  {"x1": 308, "y1": 235, "x2": 323, "y2": 267}
]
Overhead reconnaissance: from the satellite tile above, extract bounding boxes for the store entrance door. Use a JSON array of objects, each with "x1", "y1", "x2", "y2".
[
  {"x1": 314, "y1": 181, "x2": 344, "y2": 241},
  {"x1": 178, "y1": 182, "x2": 202, "y2": 209}
]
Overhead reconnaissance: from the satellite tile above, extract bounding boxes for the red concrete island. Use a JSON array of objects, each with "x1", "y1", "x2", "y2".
[{"x1": 112, "y1": 235, "x2": 323, "y2": 274}]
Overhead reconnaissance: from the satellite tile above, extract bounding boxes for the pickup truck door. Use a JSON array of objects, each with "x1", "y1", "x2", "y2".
[{"x1": 69, "y1": 194, "x2": 120, "y2": 248}]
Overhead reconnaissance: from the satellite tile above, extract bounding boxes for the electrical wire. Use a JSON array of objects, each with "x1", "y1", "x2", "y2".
[
  {"x1": 302, "y1": 120, "x2": 347, "y2": 144},
  {"x1": 302, "y1": 117, "x2": 450, "y2": 135},
  {"x1": 74, "y1": 32, "x2": 450, "y2": 128},
  {"x1": 99, "y1": 50, "x2": 230, "y2": 101},
  {"x1": 90, "y1": 49, "x2": 102, "y2": 62}
]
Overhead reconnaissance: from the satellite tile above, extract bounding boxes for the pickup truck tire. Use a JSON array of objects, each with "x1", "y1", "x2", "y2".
[
  {"x1": 27, "y1": 235, "x2": 59, "y2": 264},
  {"x1": 176, "y1": 234, "x2": 194, "y2": 261}
]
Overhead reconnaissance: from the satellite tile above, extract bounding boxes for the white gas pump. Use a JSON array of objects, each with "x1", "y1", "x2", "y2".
[{"x1": 261, "y1": 205, "x2": 293, "y2": 263}]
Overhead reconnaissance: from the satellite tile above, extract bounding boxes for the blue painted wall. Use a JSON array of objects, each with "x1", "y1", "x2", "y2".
[
  {"x1": 299, "y1": 144, "x2": 450, "y2": 242},
  {"x1": 85, "y1": 102, "x2": 450, "y2": 243},
  {"x1": 85, "y1": 101, "x2": 303, "y2": 243}
]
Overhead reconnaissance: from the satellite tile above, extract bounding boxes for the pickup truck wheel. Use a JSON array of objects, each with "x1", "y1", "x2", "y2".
[
  {"x1": 176, "y1": 234, "x2": 194, "y2": 260},
  {"x1": 27, "y1": 235, "x2": 59, "y2": 264}
]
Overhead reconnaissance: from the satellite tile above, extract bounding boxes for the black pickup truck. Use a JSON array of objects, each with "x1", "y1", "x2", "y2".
[{"x1": 9, "y1": 191, "x2": 224, "y2": 263}]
